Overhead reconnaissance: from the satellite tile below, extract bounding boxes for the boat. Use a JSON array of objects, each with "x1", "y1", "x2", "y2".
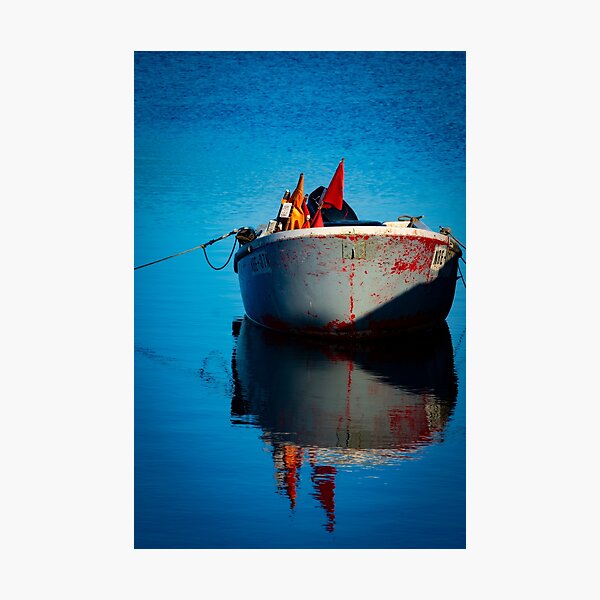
[
  {"x1": 230, "y1": 317, "x2": 459, "y2": 530},
  {"x1": 233, "y1": 160, "x2": 463, "y2": 338}
]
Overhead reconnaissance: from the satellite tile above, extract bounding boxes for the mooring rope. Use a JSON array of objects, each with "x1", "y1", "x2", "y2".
[
  {"x1": 440, "y1": 227, "x2": 466, "y2": 251},
  {"x1": 458, "y1": 261, "x2": 466, "y2": 288},
  {"x1": 439, "y1": 226, "x2": 467, "y2": 274},
  {"x1": 134, "y1": 228, "x2": 239, "y2": 271},
  {"x1": 453, "y1": 327, "x2": 466, "y2": 357},
  {"x1": 202, "y1": 235, "x2": 238, "y2": 271}
]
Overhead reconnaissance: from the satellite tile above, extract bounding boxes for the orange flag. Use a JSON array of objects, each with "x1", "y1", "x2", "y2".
[
  {"x1": 289, "y1": 173, "x2": 304, "y2": 211},
  {"x1": 321, "y1": 158, "x2": 344, "y2": 210},
  {"x1": 286, "y1": 173, "x2": 306, "y2": 230}
]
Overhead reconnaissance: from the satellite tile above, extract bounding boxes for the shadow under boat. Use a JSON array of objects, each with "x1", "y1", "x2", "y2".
[{"x1": 229, "y1": 317, "x2": 459, "y2": 532}]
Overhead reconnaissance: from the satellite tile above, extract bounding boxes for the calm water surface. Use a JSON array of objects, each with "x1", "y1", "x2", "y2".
[{"x1": 135, "y1": 51, "x2": 465, "y2": 548}]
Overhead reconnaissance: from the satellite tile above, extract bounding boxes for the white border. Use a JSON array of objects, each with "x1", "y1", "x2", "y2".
[{"x1": 3, "y1": 1, "x2": 598, "y2": 598}]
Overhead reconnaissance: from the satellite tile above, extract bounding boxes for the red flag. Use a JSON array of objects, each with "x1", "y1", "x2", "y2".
[
  {"x1": 321, "y1": 158, "x2": 344, "y2": 210},
  {"x1": 312, "y1": 209, "x2": 324, "y2": 228},
  {"x1": 301, "y1": 196, "x2": 311, "y2": 228}
]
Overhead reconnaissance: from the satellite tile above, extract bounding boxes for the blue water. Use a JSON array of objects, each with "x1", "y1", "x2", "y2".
[{"x1": 135, "y1": 51, "x2": 465, "y2": 549}]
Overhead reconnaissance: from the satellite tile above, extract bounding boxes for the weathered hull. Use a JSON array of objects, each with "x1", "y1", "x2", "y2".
[{"x1": 235, "y1": 224, "x2": 460, "y2": 338}]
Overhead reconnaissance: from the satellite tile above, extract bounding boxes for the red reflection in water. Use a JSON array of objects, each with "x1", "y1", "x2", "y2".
[
  {"x1": 272, "y1": 444, "x2": 338, "y2": 531},
  {"x1": 273, "y1": 443, "x2": 304, "y2": 510},
  {"x1": 311, "y1": 464, "x2": 337, "y2": 533}
]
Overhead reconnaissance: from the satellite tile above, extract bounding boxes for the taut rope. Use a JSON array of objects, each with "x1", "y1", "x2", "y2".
[{"x1": 134, "y1": 228, "x2": 239, "y2": 271}]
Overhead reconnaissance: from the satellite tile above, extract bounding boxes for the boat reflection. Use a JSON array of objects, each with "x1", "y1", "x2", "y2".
[{"x1": 230, "y1": 317, "x2": 458, "y2": 532}]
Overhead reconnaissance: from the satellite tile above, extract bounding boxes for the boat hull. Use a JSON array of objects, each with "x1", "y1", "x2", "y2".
[{"x1": 235, "y1": 225, "x2": 460, "y2": 338}]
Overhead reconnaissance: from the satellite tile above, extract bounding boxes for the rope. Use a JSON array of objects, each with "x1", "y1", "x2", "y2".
[
  {"x1": 134, "y1": 228, "x2": 239, "y2": 271},
  {"x1": 453, "y1": 327, "x2": 466, "y2": 357},
  {"x1": 202, "y1": 235, "x2": 238, "y2": 270},
  {"x1": 458, "y1": 261, "x2": 466, "y2": 288},
  {"x1": 440, "y1": 227, "x2": 466, "y2": 251},
  {"x1": 451, "y1": 234, "x2": 466, "y2": 249},
  {"x1": 439, "y1": 226, "x2": 467, "y2": 267}
]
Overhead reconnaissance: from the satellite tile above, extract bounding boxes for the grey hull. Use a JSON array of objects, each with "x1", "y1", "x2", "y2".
[{"x1": 235, "y1": 224, "x2": 460, "y2": 338}]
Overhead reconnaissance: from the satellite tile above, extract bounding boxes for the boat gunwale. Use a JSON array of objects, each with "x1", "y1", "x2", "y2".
[{"x1": 234, "y1": 224, "x2": 453, "y2": 272}]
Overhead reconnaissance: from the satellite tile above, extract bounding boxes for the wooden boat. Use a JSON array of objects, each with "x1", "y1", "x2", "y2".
[{"x1": 233, "y1": 161, "x2": 463, "y2": 338}]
